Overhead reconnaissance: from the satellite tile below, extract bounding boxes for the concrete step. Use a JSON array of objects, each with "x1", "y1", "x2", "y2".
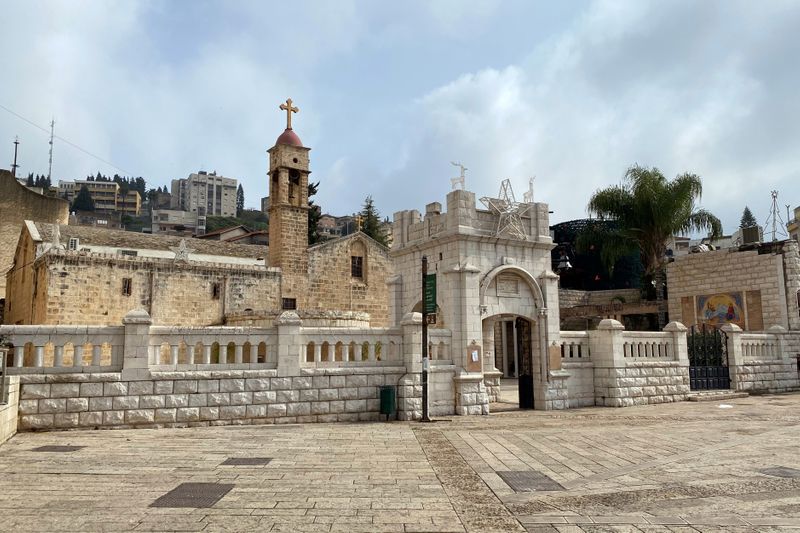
[{"x1": 688, "y1": 391, "x2": 749, "y2": 402}]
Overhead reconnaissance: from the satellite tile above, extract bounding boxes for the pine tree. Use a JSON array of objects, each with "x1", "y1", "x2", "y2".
[
  {"x1": 236, "y1": 184, "x2": 245, "y2": 217},
  {"x1": 740, "y1": 206, "x2": 757, "y2": 228},
  {"x1": 72, "y1": 185, "x2": 95, "y2": 212},
  {"x1": 359, "y1": 195, "x2": 388, "y2": 247},
  {"x1": 308, "y1": 181, "x2": 321, "y2": 244},
  {"x1": 26, "y1": 173, "x2": 34, "y2": 187}
]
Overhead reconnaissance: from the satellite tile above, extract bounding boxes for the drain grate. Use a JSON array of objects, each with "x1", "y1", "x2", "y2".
[
  {"x1": 150, "y1": 483, "x2": 234, "y2": 508},
  {"x1": 32, "y1": 445, "x2": 85, "y2": 453},
  {"x1": 497, "y1": 470, "x2": 564, "y2": 492},
  {"x1": 760, "y1": 466, "x2": 800, "y2": 479},
  {"x1": 221, "y1": 457, "x2": 272, "y2": 466}
]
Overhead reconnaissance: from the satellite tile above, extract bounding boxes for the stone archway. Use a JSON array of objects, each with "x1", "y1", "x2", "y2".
[{"x1": 483, "y1": 313, "x2": 538, "y2": 409}]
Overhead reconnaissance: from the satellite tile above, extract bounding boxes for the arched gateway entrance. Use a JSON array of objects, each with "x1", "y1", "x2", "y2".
[{"x1": 480, "y1": 264, "x2": 548, "y2": 410}]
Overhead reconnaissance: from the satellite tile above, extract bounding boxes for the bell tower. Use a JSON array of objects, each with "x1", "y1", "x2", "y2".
[{"x1": 268, "y1": 98, "x2": 311, "y2": 310}]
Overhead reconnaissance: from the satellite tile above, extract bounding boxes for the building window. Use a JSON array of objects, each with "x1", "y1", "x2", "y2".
[
  {"x1": 67, "y1": 238, "x2": 79, "y2": 251},
  {"x1": 122, "y1": 278, "x2": 132, "y2": 296},
  {"x1": 351, "y1": 256, "x2": 363, "y2": 279},
  {"x1": 119, "y1": 250, "x2": 138, "y2": 257},
  {"x1": 282, "y1": 298, "x2": 296, "y2": 310},
  {"x1": 212, "y1": 282, "x2": 221, "y2": 300}
]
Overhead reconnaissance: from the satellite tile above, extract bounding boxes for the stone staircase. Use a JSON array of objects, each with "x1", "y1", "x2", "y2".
[{"x1": 687, "y1": 390, "x2": 749, "y2": 402}]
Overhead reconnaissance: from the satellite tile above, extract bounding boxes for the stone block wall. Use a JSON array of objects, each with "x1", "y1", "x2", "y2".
[
  {"x1": 308, "y1": 235, "x2": 393, "y2": 327},
  {"x1": 429, "y1": 364, "x2": 456, "y2": 416},
  {"x1": 732, "y1": 361, "x2": 799, "y2": 393},
  {"x1": 0, "y1": 170, "x2": 69, "y2": 300},
  {"x1": 562, "y1": 361, "x2": 595, "y2": 407},
  {"x1": 454, "y1": 375, "x2": 489, "y2": 415},
  {"x1": 667, "y1": 246, "x2": 795, "y2": 330},
  {"x1": 15, "y1": 367, "x2": 406, "y2": 430},
  {"x1": 594, "y1": 362, "x2": 690, "y2": 407},
  {"x1": 0, "y1": 376, "x2": 19, "y2": 444}
]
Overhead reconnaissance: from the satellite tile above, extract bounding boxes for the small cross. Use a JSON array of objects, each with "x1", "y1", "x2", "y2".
[
  {"x1": 279, "y1": 98, "x2": 299, "y2": 130},
  {"x1": 355, "y1": 215, "x2": 364, "y2": 231}
]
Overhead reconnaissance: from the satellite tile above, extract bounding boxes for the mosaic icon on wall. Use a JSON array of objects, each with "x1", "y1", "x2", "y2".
[{"x1": 697, "y1": 292, "x2": 745, "y2": 328}]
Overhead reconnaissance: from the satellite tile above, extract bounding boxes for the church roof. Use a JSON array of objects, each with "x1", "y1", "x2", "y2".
[
  {"x1": 31, "y1": 222, "x2": 267, "y2": 260},
  {"x1": 275, "y1": 128, "x2": 303, "y2": 147}
]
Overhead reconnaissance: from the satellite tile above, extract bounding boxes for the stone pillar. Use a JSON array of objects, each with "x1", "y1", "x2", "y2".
[
  {"x1": 664, "y1": 321, "x2": 690, "y2": 365},
  {"x1": 481, "y1": 317, "x2": 502, "y2": 403},
  {"x1": 274, "y1": 311, "x2": 302, "y2": 377},
  {"x1": 590, "y1": 318, "x2": 626, "y2": 407},
  {"x1": 721, "y1": 323, "x2": 744, "y2": 391},
  {"x1": 387, "y1": 275, "x2": 403, "y2": 327},
  {"x1": 398, "y1": 312, "x2": 422, "y2": 421},
  {"x1": 121, "y1": 309, "x2": 152, "y2": 381}
]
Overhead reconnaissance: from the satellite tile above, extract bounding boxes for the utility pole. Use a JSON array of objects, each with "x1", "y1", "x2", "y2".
[
  {"x1": 47, "y1": 119, "x2": 55, "y2": 182},
  {"x1": 11, "y1": 136, "x2": 19, "y2": 176}
]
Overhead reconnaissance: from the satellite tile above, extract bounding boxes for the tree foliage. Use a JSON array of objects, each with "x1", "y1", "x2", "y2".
[
  {"x1": 582, "y1": 165, "x2": 722, "y2": 327},
  {"x1": 359, "y1": 195, "x2": 389, "y2": 247},
  {"x1": 739, "y1": 206, "x2": 757, "y2": 228},
  {"x1": 71, "y1": 185, "x2": 95, "y2": 212},
  {"x1": 25, "y1": 173, "x2": 51, "y2": 189},
  {"x1": 236, "y1": 184, "x2": 245, "y2": 217},
  {"x1": 308, "y1": 181, "x2": 322, "y2": 245}
]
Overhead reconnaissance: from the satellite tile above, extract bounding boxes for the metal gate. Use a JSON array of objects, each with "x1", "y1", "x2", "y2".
[{"x1": 688, "y1": 324, "x2": 730, "y2": 390}]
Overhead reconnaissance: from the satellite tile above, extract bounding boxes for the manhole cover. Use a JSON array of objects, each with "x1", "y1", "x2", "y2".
[
  {"x1": 32, "y1": 445, "x2": 85, "y2": 452},
  {"x1": 497, "y1": 470, "x2": 564, "y2": 492},
  {"x1": 150, "y1": 483, "x2": 234, "y2": 508},
  {"x1": 760, "y1": 467, "x2": 800, "y2": 479},
  {"x1": 221, "y1": 457, "x2": 271, "y2": 466}
]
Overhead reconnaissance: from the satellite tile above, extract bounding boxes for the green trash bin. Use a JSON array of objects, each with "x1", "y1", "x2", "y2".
[{"x1": 379, "y1": 385, "x2": 396, "y2": 420}]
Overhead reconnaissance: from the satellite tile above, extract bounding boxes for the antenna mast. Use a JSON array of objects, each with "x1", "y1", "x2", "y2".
[
  {"x1": 11, "y1": 136, "x2": 20, "y2": 177},
  {"x1": 765, "y1": 190, "x2": 787, "y2": 242},
  {"x1": 47, "y1": 119, "x2": 55, "y2": 182}
]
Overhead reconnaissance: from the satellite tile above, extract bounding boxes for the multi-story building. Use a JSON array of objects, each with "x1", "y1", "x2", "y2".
[
  {"x1": 151, "y1": 209, "x2": 204, "y2": 236},
  {"x1": 57, "y1": 180, "x2": 141, "y2": 215},
  {"x1": 789, "y1": 205, "x2": 800, "y2": 243},
  {"x1": 170, "y1": 171, "x2": 237, "y2": 218}
]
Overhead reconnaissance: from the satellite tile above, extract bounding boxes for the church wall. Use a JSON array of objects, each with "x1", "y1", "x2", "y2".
[
  {"x1": 307, "y1": 236, "x2": 393, "y2": 327},
  {"x1": 16, "y1": 253, "x2": 280, "y2": 326},
  {"x1": 0, "y1": 170, "x2": 69, "y2": 300},
  {"x1": 666, "y1": 244, "x2": 799, "y2": 330}
]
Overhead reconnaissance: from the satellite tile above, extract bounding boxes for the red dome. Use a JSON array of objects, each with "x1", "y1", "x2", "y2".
[{"x1": 276, "y1": 128, "x2": 303, "y2": 147}]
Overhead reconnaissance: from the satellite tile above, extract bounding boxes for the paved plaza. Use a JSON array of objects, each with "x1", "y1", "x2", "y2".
[{"x1": 1, "y1": 394, "x2": 800, "y2": 532}]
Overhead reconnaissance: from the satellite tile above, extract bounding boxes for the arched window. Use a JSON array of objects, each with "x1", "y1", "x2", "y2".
[{"x1": 350, "y1": 240, "x2": 367, "y2": 281}]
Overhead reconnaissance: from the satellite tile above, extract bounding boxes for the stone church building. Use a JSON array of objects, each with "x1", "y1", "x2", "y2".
[{"x1": 3, "y1": 110, "x2": 392, "y2": 329}]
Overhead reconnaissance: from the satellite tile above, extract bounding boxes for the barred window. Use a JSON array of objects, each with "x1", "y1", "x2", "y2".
[
  {"x1": 282, "y1": 298, "x2": 296, "y2": 310},
  {"x1": 351, "y1": 256, "x2": 363, "y2": 278},
  {"x1": 212, "y1": 283, "x2": 221, "y2": 300},
  {"x1": 122, "y1": 278, "x2": 132, "y2": 296}
]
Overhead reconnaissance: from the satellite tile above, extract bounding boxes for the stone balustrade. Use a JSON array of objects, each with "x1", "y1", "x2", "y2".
[
  {"x1": 560, "y1": 331, "x2": 590, "y2": 360},
  {"x1": 0, "y1": 325, "x2": 125, "y2": 373},
  {"x1": 428, "y1": 329, "x2": 452, "y2": 361},
  {"x1": 740, "y1": 333, "x2": 781, "y2": 360},
  {"x1": 621, "y1": 332, "x2": 675, "y2": 359},
  {"x1": 148, "y1": 326, "x2": 278, "y2": 370},
  {"x1": 301, "y1": 327, "x2": 403, "y2": 366}
]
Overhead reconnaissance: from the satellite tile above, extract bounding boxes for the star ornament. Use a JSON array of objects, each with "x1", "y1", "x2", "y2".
[
  {"x1": 170, "y1": 238, "x2": 195, "y2": 262},
  {"x1": 480, "y1": 179, "x2": 531, "y2": 240}
]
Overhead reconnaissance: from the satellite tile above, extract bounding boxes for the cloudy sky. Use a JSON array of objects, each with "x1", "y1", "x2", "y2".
[{"x1": 1, "y1": 0, "x2": 799, "y2": 234}]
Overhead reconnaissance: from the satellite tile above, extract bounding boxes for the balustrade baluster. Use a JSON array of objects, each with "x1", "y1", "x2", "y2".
[
  {"x1": 14, "y1": 346, "x2": 24, "y2": 367},
  {"x1": 203, "y1": 345, "x2": 212, "y2": 365},
  {"x1": 170, "y1": 345, "x2": 179, "y2": 365},
  {"x1": 314, "y1": 343, "x2": 322, "y2": 363},
  {"x1": 235, "y1": 344, "x2": 243, "y2": 364},
  {"x1": 34, "y1": 346, "x2": 44, "y2": 367},
  {"x1": 187, "y1": 344, "x2": 195, "y2": 365},
  {"x1": 73, "y1": 345, "x2": 83, "y2": 367},
  {"x1": 368, "y1": 343, "x2": 376, "y2": 361}
]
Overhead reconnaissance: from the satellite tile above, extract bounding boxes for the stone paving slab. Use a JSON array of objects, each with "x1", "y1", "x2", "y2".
[{"x1": 2, "y1": 394, "x2": 800, "y2": 531}]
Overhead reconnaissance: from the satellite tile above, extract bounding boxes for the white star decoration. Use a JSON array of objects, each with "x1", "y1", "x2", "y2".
[
  {"x1": 170, "y1": 238, "x2": 195, "y2": 262},
  {"x1": 480, "y1": 179, "x2": 531, "y2": 240}
]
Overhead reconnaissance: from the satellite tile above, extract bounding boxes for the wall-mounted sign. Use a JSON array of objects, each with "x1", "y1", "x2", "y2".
[{"x1": 424, "y1": 273, "x2": 437, "y2": 313}]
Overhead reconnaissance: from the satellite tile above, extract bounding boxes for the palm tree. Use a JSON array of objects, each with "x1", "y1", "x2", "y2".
[{"x1": 585, "y1": 165, "x2": 722, "y2": 328}]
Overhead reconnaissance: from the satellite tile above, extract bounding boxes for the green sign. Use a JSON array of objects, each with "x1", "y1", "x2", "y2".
[{"x1": 424, "y1": 274, "x2": 437, "y2": 313}]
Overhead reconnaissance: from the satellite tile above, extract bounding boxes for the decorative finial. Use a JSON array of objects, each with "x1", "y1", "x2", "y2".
[
  {"x1": 450, "y1": 161, "x2": 467, "y2": 190},
  {"x1": 523, "y1": 176, "x2": 535, "y2": 204},
  {"x1": 279, "y1": 98, "x2": 299, "y2": 130},
  {"x1": 479, "y1": 179, "x2": 531, "y2": 240},
  {"x1": 169, "y1": 238, "x2": 195, "y2": 263}
]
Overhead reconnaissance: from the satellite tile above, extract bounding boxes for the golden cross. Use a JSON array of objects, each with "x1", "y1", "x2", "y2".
[
  {"x1": 355, "y1": 215, "x2": 363, "y2": 231},
  {"x1": 279, "y1": 98, "x2": 299, "y2": 129}
]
